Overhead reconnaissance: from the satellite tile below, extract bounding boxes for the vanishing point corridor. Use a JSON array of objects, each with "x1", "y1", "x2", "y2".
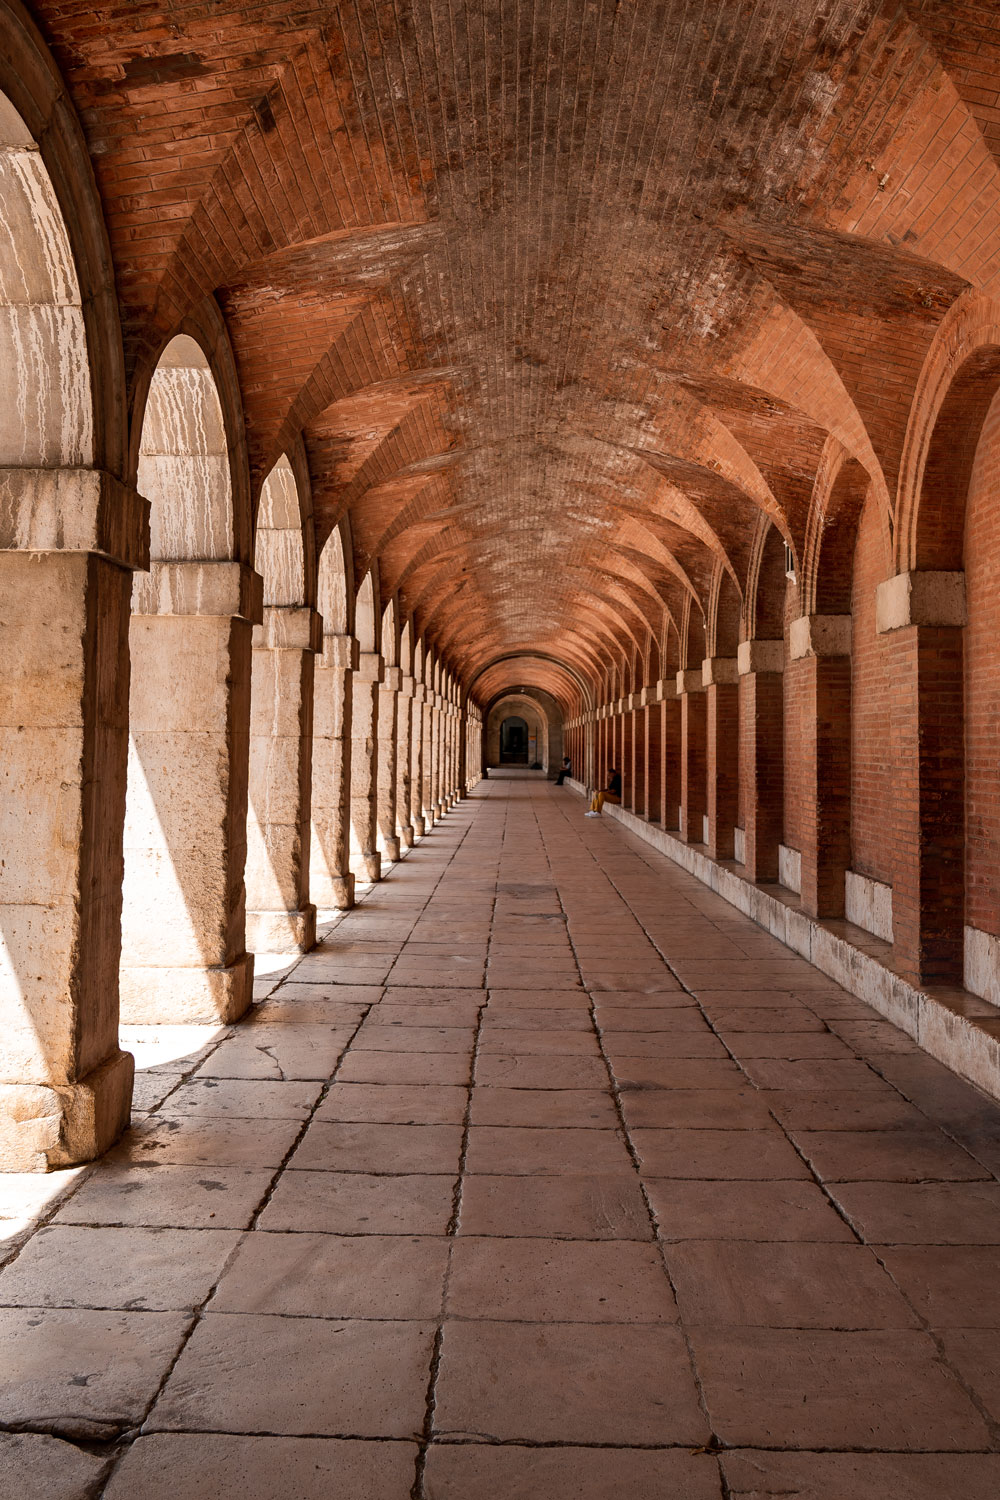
[{"x1": 4, "y1": 774, "x2": 1000, "y2": 1497}]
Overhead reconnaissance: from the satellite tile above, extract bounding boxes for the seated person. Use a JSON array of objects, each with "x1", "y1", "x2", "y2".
[
  {"x1": 555, "y1": 754, "x2": 572, "y2": 785},
  {"x1": 586, "y1": 767, "x2": 622, "y2": 815}
]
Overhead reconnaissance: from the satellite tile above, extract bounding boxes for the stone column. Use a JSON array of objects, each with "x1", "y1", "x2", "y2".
[
  {"x1": 396, "y1": 674, "x2": 415, "y2": 847},
  {"x1": 422, "y1": 689, "x2": 436, "y2": 828},
  {"x1": 645, "y1": 694, "x2": 663, "y2": 824},
  {"x1": 661, "y1": 684, "x2": 682, "y2": 830},
  {"x1": 737, "y1": 639, "x2": 784, "y2": 881},
  {"x1": 876, "y1": 572, "x2": 966, "y2": 984},
  {"x1": 677, "y1": 669, "x2": 707, "y2": 844},
  {"x1": 632, "y1": 696, "x2": 647, "y2": 816},
  {"x1": 121, "y1": 560, "x2": 261, "y2": 1025},
  {"x1": 410, "y1": 683, "x2": 426, "y2": 836},
  {"x1": 788, "y1": 614, "x2": 852, "y2": 920},
  {"x1": 434, "y1": 695, "x2": 446, "y2": 815},
  {"x1": 622, "y1": 708, "x2": 634, "y2": 808},
  {"x1": 457, "y1": 697, "x2": 468, "y2": 798},
  {"x1": 246, "y1": 605, "x2": 321, "y2": 952},
  {"x1": 703, "y1": 656, "x2": 739, "y2": 860},
  {"x1": 310, "y1": 632, "x2": 356, "y2": 910},
  {"x1": 350, "y1": 650, "x2": 382, "y2": 883},
  {"x1": 376, "y1": 664, "x2": 401, "y2": 864},
  {"x1": 0, "y1": 468, "x2": 146, "y2": 1169}
]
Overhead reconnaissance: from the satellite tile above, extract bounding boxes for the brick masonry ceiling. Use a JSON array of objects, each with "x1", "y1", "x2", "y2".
[{"x1": 36, "y1": 0, "x2": 1000, "y2": 696}]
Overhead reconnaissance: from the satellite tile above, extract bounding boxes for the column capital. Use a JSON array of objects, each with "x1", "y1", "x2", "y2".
[
  {"x1": 399, "y1": 673, "x2": 416, "y2": 696},
  {"x1": 875, "y1": 570, "x2": 966, "y2": 633},
  {"x1": 256, "y1": 605, "x2": 323, "y2": 651},
  {"x1": 655, "y1": 678, "x2": 678, "y2": 701},
  {"x1": 789, "y1": 614, "x2": 851, "y2": 660},
  {"x1": 356, "y1": 650, "x2": 384, "y2": 682},
  {"x1": 676, "y1": 668, "x2": 705, "y2": 694},
  {"x1": 382, "y1": 665, "x2": 403, "y2": 691},
  {"x1": 132, "y1": 560, "x2": 263, "y2": 623},
  {"x1": 0, "y1": 466, "x2": 150, "y2": 571},
  {"x1": 320, "y1": 632, "x2": 359, "y2": 671},
  {"x1": 738, "y1": 639, "x2": 784, "y2": 675},
  {"x1": 701, "y1": 655, "x2": 738, "y2": 686}
]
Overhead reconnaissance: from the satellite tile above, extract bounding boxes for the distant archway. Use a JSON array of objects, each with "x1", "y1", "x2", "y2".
[{"x1": 500, "y1": 715, "x2": 529, "y2": 764}]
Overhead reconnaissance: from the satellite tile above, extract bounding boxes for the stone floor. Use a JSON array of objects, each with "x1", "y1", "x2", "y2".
[{"x1": 3, "y1": 773, "x2": 1000, "y2": 1498}]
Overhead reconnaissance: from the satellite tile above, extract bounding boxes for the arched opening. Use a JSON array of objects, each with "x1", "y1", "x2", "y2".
[
  {"x1": 120, "y1": 332, "x2": 254, "y2": 1025},
  {"x1": 737, "y1": 523, "x2": 786, "y2": 880},
  {"x1": 310, "y1": 526, "x2": 355, "y2": 911},
  {"x1": 376, "y1": 598, "x2": 401, "y2": 864},
  {"x1": 0, "y1": 86, "x2": 136, "y2": 1168},
  {"x1": 350, "y1": 571, "x2": 382, "y2": 883},
  {"x1": 485, "y1": 690, "x2": 554, "y2": 771},
  {"x1": 396, "y1": 620, "x2": 415, "y2": 848},
  {"x1": 245, "y1": 453, "x2": 317, "y2": 953},
  {"x1": 893, "y1": 345, "x2": 1000, "y2": 985},
  {"x1": 500, "y1": 715, "x2": 529, "y2": 764}
]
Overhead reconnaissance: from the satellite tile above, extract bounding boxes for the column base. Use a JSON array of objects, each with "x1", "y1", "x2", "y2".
[
  {"x1": 119, "y1": 952, "x2": 254, "y2": 1025},
  {"x1": 246, "y1": 905, "x2": 316, "y2": 954},
  {"x1": 412, "y1": 815, "x2": 425, "y2": 837},
  {"x1": 381, "y1": 836, "x2": 401, "y2": 863},
  {"x1": 351, "y1": 851, "x2": 382, "y2": 882},
  {"x1": 400, "y1": 824, "x2": 415, "y2": 848},
  {"x1": 0, "y1": 1049, "x2": 134, "y2": 1173}
]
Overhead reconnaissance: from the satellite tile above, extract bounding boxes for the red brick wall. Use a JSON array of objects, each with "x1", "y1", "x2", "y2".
[
  {"x1": 782, "y1": 584, "x2": 808, "y2": 853},
  {"x1": 965, "y1": 389, "x2": 1000, "y2": 936},
  {"x1": 850, "y1": 494, "x2": 895, "y2": 886}
]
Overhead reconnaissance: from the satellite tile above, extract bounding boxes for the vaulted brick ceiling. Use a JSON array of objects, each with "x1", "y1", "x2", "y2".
[{"x1": 39, "y1": 0, "x2": 1000, "y2": 704}]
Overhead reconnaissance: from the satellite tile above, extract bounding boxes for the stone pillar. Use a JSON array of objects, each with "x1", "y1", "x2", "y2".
[
  {"x1": 396, "y1": 674, "x2": 415, "y2": 847},
  {"x1": 310, "y1": 632, "x2": 356, "y2": 910},
  {"x1": 622, "y1": 708, "x2": 634, "y2": 809},
  {"x1": 376, "y1": 664, "x2": 401, "y2": 864},
  {"x1": 632, "y1": 698, "x2": 647, "y2": 817},
  {"x1": 457, "y1": 697, "x2": 468, "y2": 798},
  {"x1": 421, "y1": 691, "x2": 436, "y2": 827},
  {"x1": 677, "y1": 669, "x2": 707, "y2": 844},
  {"x1": 0, "y1": 469, "x2": 147, "y2": 1169},
  {"x1": 246, "y1": 605, "x2": 321, "y2": 952},
  {"x1": 121, "y1": 560, "x2": 261, "y2": 1025},
  {"x1": 645, "y1": 696, "x2": 663, "y2": 824},
  {"x1": 350, "y1": 650, "x2": 382, "y2": 883},
  {"x1": 789, "y1": 614, "x2": 852, "y2": 920},
  {"x1": 410, "y1": 683, "x2": 426, "y2": 835},
  {"x1": 660, "y1": 685, "x2": 682, "y2": 830},
  {"x1": 703, "y1": 656, "x2": 739, "y2": 860},
  {"x1": 876, "y1": 572, "x2": 966, "y2": 984},
  {"x1": 434, "y1": 695, "x2": 446, "y2": 815},
  {"x1": 737, "y1": 640, "x2": 784, "y2": 881}
]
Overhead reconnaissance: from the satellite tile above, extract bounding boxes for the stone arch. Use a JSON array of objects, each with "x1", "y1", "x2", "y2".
[
  {"x1": 310, "y1": 525, "x2": 356, "y2": 913},
  {"x1": 896, "y1": 292, "x2": 1000, "y2": 575},
  {"x1": 487, "y1": 693, "x2": 552, "y2": 771},
  {"x1": 0, "y1": 93, "x2": 92, "y2": 467},
  {"x1": 120, "y1": 323, "x2": 257, "y2": 1025},
  {"x1": 350, "y1": 570, "x2": 384, "y2": 883},
  {"x1": 0, "y1": 65, "x2": 136, "y2": 1167},
  {"x1": 888, "y1": 296, "x2": 1000, "y2": 986},
  {"x1": 375, "y1": 596, "x2": 402, "y2": 863},
  {"x1": 245, "y1": 452, "x2": 318, "y2": 954},
  {"x1": 0, "y1": 1, "x2": 127, "y2": 476},
  {"x1": 802, "y1": 442, "x2": 878, "y2": 617}
]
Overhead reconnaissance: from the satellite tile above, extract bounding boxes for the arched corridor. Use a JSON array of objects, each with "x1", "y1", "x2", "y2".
[{"x1": 5, "y1": 0, "x2": 1000, "y2": 1490}]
